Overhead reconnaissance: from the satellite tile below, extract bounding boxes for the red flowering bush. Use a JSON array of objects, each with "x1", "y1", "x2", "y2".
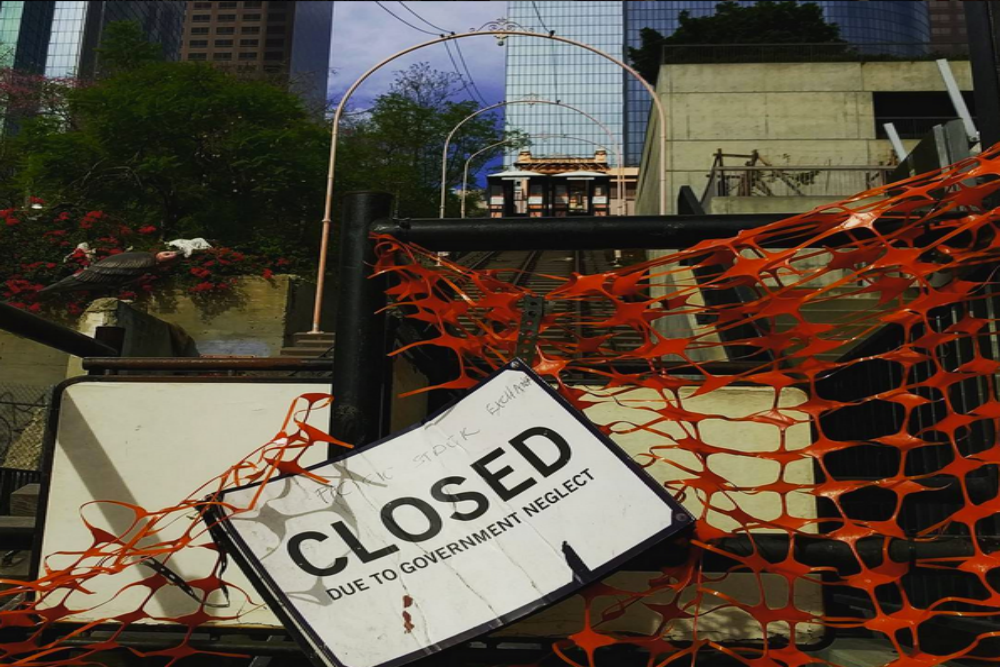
[{"x1": 0, "y1": 203, "x2": 286, "y2": 314}]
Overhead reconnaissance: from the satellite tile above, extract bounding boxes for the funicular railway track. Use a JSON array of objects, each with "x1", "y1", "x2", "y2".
[{"x1": 450, "y1": 249, "x2": 643, "y2": 359}]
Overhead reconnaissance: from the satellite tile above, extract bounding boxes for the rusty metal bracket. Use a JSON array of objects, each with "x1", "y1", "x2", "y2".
[{"x1": 514, "y1": 295, "x2": 545, "y2": 366}]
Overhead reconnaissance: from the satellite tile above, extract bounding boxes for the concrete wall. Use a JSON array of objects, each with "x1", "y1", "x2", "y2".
[
  {"x1": 0, "y1": 335, "x2": 71, "y2": 388},
  {"x1": 636, "y1": 60, "x2": 973, "y2": 215},
  {"x1": 0, "y1": 274, "x2": 319, "y2": 390},
  {"x1": 139, "y1": 274, "x2": 322, "y2": 357}
]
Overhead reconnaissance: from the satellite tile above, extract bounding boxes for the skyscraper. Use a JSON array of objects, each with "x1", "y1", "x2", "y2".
[
  {"x1": 180, "y1": 1, "x2": 333, "y2": 112},
  {"x1": 0, "y1": 1, "x2": 185, "y2": 78},
  {"x1": 505, "y1": 1, "x2": 933, "y2": 166},
  {"x1": 504, "y1": 2, "x2": 624, "y2": 167}
]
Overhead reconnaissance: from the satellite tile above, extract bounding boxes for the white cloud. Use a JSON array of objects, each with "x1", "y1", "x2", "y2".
[{"x1": 329, "y1": 1, "x2": 508, "y2": 108}]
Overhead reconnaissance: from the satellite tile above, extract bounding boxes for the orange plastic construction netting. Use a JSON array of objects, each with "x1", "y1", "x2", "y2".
[{"x1": 4, "y1": 146, "x2": 1000, "y2": 666}]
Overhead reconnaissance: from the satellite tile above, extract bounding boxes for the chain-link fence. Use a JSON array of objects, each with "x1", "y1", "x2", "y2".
[{"x1": 0, "y1": 383, "x2": 50, "y2": 472}]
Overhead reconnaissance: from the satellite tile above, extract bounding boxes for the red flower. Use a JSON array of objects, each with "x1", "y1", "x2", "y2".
[
  {"x1": 190, "y1": 267, "x2": 211, "y2": 278},
  {"x1": 188, "y1": 281, "x2": 215, "y2": 294},
  {"x1": 138, "y1": 225, "x2": 157, "y2": 234},
  {"x1": 29, "y1": 196, "x2": 44, "y2": 204},
  {"x1": 276, "y1": 257, "x2": 290, "y2": 266},
  {"x1": 6, "y1": 217, "x2": 20, "y2": 226},
  {"x1": 118, "y1": 290, "x2": 137, "y2": 300},
  {"x1": 55, "y1": 211, "x2": 71, "y2": 222},
  {"x1": 28, "y1": 303, "x2": 41, "y2": 312},
  {"x1": 262, "y1": 268, "x2": 274, "y2": 279}
]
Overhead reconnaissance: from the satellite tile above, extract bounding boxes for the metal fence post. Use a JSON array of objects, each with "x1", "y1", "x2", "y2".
[{"x1": 329, "y1": 191, "x2": 393, "y2": 452}]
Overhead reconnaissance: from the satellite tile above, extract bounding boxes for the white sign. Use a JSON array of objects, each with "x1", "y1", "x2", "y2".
[{"x1": 211, "y1": 362, "x2": 690, "y2": 667}]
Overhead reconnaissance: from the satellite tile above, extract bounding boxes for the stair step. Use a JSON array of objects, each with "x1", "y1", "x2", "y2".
[
  {"x1": 293, "y1": 333, "x2": 335, "y2": 344},
  {"x1": 291, "y1": 340, "x2": 336, "y2": 350}
]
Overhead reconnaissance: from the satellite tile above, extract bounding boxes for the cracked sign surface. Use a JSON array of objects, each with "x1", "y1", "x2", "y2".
[{"x1": 212, "y1": 362, "x2": 690, "y2": 667}]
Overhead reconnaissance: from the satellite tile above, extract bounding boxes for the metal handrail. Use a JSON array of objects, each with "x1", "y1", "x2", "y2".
[{"x1": 0, "y1": 301, "x2": 118, "y2": 358}]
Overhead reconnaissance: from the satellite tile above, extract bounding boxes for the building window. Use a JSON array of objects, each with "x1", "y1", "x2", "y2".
[
  {"x1": 189, "y1": 40, "x2": 208, "y2": 48},
  {"x1": 193, "y1": 2, "x2": 212, "y2": 8},
  {"x1": 188, "y1": 53, "x2": 207, "y2": 61},
  {"x1": 215, "y1": 39, "x2": 234, "y2": 47},
  {"x1": 213, "y1": 52, "x2": 233, "y2": 61},
  {"x1": 217, "y1": 14, "x2": 236, "y2": 22},
  {"x1": 243, "y1": 13, "x2": 261, "y2": 20},
  {"x1": 241, "y1": 26, "x2": 260, "y2": 34},
  {"x1": 268, "y1": 13, "x2": 286, "y2": 22},
  {"x1": 216, "y1": 27, "x2": 235, "y2": 34},
  {"x1": 192, "y1": 14, "x2": 211, "y2": 22},
  {"x1": 264, "y1": 52, "x2": 283, "y2": 61},
  {"x1": 265, "y1": 38, "x2": 284, "y2": 48},
  {"x1": 191, "y1": 27, "x2": 210, "y2": 35},
  {"x1": 244, "y1": 0, "x2": 263, "y2": 6},
  {"x1": 240, "y1": 39, "x2": 259, "y2": 47},
  {"x1": 239, "y1": 52, "x2": 258, "y2": 60},
  {"x1": 267, "y1": 25, "x2": 285, "y2": 34},
  {"x1": 219, "y1": 1, "x2": 238, "y2": 7}
]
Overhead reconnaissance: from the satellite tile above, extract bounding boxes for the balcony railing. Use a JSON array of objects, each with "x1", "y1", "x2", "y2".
[{"x1": 661, "y1": 42, "x2": 967, "y2": 65}]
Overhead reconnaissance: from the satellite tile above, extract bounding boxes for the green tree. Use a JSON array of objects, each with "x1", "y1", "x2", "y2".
[
  {"x1": 94, "y1": 20, "x2": 163, "y2": 77},
  {"x1": 337, "y1": 63, "x2": 512, "y2": 218},
  {"x1": 12, "y1": 59, "x2": 329, "y2": 263},
  {"x1": 628, "y1": 1, "x2": 846, "y2": 82}
]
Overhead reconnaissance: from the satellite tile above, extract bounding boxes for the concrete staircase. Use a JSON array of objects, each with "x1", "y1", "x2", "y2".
[{"x1": 279, "y1": 332, "x2": 335, "y2": 358}]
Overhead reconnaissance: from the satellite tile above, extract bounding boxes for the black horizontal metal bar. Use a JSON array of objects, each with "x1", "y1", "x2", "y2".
[
  {"x1": 0, "y1": 301, "x2": 118, "y2": 358},
  {"x1": 82, "y1": 357, "x2": 334, "y2": 372},
  {"x1": 55, "y1": 635, "x2": 302, "y2": 656},
  {"x1": 624, "y1": 533, "x2": 984, "y2": 571},
  {"x1": 374, "y1": 214, "x2": 792, "y2": 250}
]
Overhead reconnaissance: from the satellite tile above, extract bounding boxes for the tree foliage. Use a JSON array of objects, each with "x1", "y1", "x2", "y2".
[
  {"x1": 2, "y1": 26, "x2": 506, "y2": 291},
  {"x1": 336, "y1": 63, "x2": 509, "y2": 218},
  {"x1": 13, "y1": 60, "x2": 328, "y2": 263},
  {"x1": 628, "y1": 1, "x2": 846, "y2": 82},
  {"x1": 94, "y1": 20, "x2": 163, "y2": 77}
]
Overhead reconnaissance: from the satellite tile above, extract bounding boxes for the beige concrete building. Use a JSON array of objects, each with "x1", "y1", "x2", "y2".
[{"x1": 635, "y1": 60, "x2": 974, "y2": 216}]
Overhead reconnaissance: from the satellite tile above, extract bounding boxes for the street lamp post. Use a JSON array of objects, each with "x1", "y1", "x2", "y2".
[
  {"x1": 460, "y1": 134, "x2": 615, "y2": 218},
  {"x1": 310, "y1": 21, "x2": 668, "y2": 333},
  {"x1": 438, "y1": 98, "x2": 625, "y2": 218}
]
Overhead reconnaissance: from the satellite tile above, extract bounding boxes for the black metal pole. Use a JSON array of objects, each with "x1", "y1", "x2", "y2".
[
  {"x1": 329, "y1": 191, "x2": 394, "y2": 453},
  {"x1": 966, "y1": 1, "x2": 1000, "y2": 150},
  {"x1": 0, "y1": 301, "x2": 118, "y2": 357}
]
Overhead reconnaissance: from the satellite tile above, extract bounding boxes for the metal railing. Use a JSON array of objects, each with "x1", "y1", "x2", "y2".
[
  {"x1": 701, "y1": 164, "x2": 895, "y2": 208},
  {"x1": 661, "y1": 42, "x2": 967, "y2": 65}
]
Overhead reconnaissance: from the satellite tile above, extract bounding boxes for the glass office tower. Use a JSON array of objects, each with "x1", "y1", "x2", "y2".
[
  {"x1": 506, "y1": 1, "x2": 932, "y2": 166},
  {"x1": 505, "y1": 1, "x2": 624, "y2": 166},
  {"x1": 289, "y1": 0, "x2": 334, "y2": 112},
  {"x1": 0, "y1": 1, "x2": 57, "y2": 72},
  {"x1": 0, "y1": 1, "x2": 185, "y2": 78}
]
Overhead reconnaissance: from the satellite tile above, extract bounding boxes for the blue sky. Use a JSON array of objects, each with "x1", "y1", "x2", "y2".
[{"x1": 329, "y1": 2, "x2": 508, "y2": 109}]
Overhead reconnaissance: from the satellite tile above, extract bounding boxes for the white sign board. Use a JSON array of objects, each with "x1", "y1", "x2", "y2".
[{"x1": 211, "y1": 362, "x2": 689, "y2": 667}]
